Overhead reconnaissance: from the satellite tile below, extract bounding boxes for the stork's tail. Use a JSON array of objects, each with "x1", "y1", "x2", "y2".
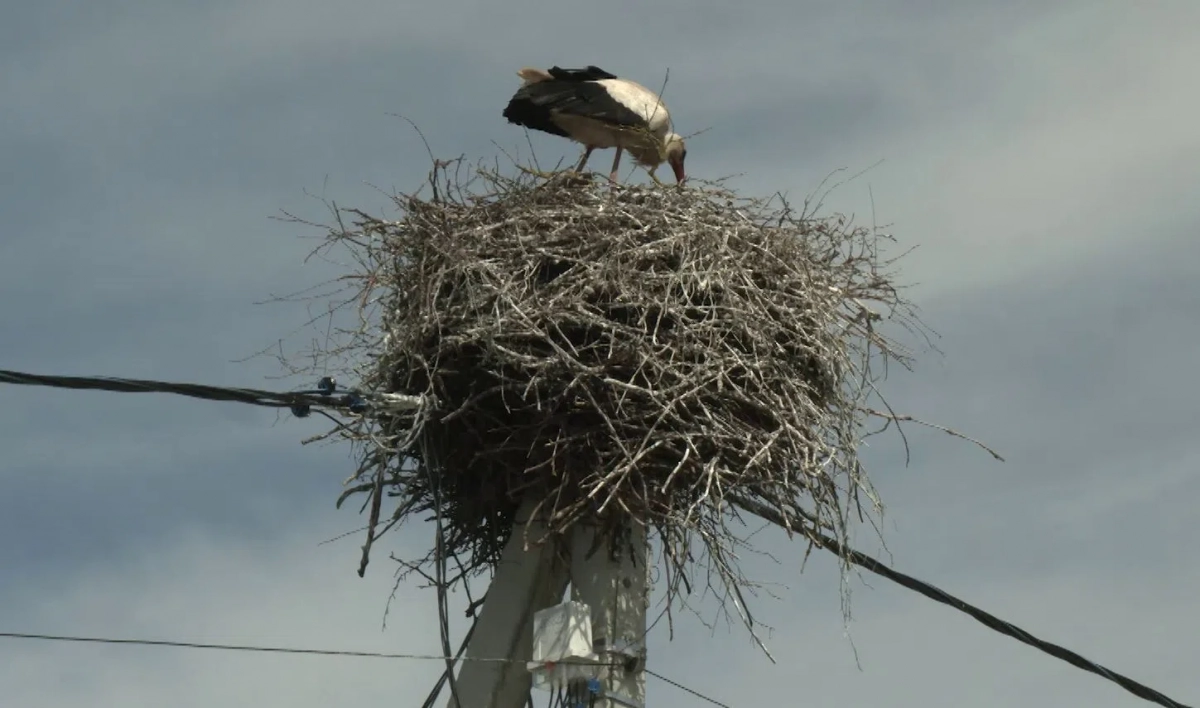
[{"x1": 516, "y1": 67, "x2": 553, "y2": 85}]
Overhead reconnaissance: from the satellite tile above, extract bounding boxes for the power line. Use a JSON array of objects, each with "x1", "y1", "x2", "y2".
[
  {"x1": 646, "y1": 669, "x2": 731, "y2": 708},
  {"x1": 729, "y1": 494, "x2": 1193, "y2": 708},
  {"x1": 847, "y1": 544, "x2": 1190, "y2": 707},
  {"x1": 0, "y1": 631, "x2": 729, "y2": 706},
  {"x1": 0, "y1": 369, "x2": 424, "y2": 419},
  {"x1": 0, "y1": 631, "x2": 509, "y2": 663}
]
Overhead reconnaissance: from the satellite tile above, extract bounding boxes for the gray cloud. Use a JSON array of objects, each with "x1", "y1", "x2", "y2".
[{"x1": 1, "y1": 0, "x2": 1198, "y2": 705}]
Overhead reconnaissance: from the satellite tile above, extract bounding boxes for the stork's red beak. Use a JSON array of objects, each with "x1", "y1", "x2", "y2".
[{"x1": 671, "y1": 160, "x2": 686, "y2": 184}]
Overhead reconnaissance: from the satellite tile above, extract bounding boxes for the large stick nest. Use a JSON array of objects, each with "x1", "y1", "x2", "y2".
[{"x1": 296, "y1": 161, "x2": 927, "y2": 624}]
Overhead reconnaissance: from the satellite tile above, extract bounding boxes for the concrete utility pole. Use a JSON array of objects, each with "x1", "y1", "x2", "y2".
[
  {"x1": 447, "y1": 499, "x2": 569, "y2": 708},
  {"x1": 447, "y1": 509, "x2": 649, "y2": 708},
  {"x1": 568, "y1": 521, "x2": 649, "y2": 708}
]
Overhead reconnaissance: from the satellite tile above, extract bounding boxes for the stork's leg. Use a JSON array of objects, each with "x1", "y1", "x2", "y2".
[
  {"x1": 609, "y1": 147, "x2": 624, "y2": 183},
  {"x1": 575, "y1": 145, "x2": 596, "y2": 172}
]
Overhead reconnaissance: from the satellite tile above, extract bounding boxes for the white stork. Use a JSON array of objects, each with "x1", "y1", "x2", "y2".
[{"x1": 502, "y1": 65, "x2": 687, "y2": 184}]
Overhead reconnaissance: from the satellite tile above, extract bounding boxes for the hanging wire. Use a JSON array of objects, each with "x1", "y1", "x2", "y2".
[
  {"x1": 0, "y1": 369, "x2": 425, "y2": 419},
  {"x1": 728, "y1": 493, "x2": 1193, "y2": 708},
  {"x1": 419, "y1": 614, "x2": 480, "y2": 708},
  {"x1": 424, "y1": 426, "x2": 464, "y2": 708},
  {"x1": 0, "y1": 631, "x2": 520, "y2": 663}
]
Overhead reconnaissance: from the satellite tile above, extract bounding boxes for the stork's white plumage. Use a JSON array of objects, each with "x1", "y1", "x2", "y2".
[{"x1": 503, "y1": 65, "x2": 687, "y2": 184}]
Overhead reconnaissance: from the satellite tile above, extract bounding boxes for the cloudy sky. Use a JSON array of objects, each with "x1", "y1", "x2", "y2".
[{"x1": 2, "y1": 1, "x2": 1198, "y2": 706}]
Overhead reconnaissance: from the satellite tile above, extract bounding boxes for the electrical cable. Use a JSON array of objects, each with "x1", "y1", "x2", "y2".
[
  {"x1": 0, "y1": 369, "x2": 423, "y2": 419},
  {"x1": 0, "y1": 631, "x2": 506, "y2": 662},
  {"x1": 646, "y1": 669, "x2": 732, "y2": 708},
  {"x1": 728, "y1": 493, "x2": 1193, "y2": 708},
  {"x1": 0, "y1": 631, "x2": 732, "y2": 706}
]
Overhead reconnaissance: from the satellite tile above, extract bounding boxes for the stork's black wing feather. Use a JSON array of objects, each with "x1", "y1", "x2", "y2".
[
  {"x1": 503, "y1": 70, "x2": 646, "y2": 137},
  {"x1": 547, "y1": 65, "x2": 619, "y2": 81}
]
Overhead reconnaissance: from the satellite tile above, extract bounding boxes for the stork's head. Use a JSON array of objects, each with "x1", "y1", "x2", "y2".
[{"x1": 664, "y1": 133, "x2": 687, "y2": 183}]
